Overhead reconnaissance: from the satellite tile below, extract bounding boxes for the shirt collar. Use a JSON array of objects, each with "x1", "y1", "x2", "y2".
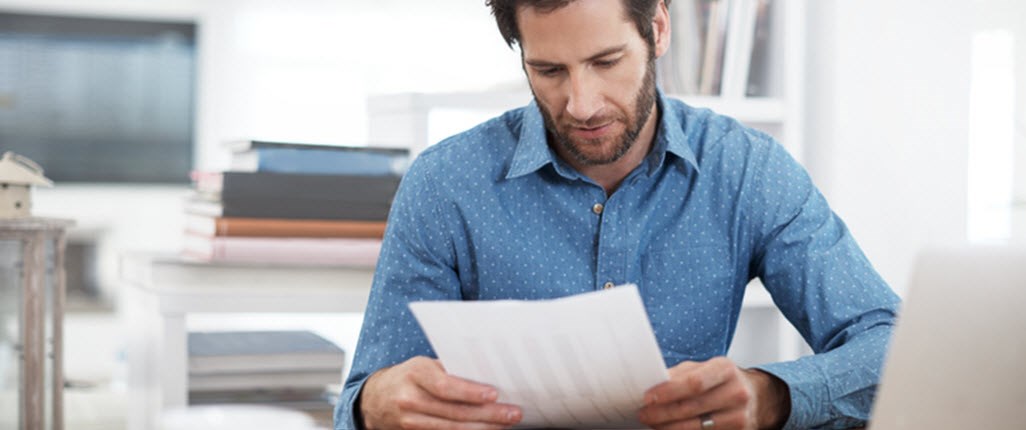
[
  {"x1": 506, "y1": 99, "x2": 561, "y2": 180},
  {"x1": 505, "y1": 90, "x2": 700, "y2": 181},
  {"x1": 650, "y1": 89, "x2": 700, "y2": 176}
]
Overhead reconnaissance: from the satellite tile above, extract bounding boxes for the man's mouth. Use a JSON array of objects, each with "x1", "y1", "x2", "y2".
[{"x1": 570, "y1": 122, "x2": 614, "y2": 140}]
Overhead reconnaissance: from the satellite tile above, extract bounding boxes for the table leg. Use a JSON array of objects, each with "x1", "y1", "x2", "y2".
[
  {"x1": 123, "y1": 287, "x2": 186, "y2": 430},
  {"x1": 122, "y1": 284, "x2": 154, "y2": 430},
  {"x1": 157, "y1": 312, "x2": 188, "y2": 415}
]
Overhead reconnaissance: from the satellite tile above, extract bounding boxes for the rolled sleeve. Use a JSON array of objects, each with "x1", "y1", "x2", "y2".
[
  {"x1": 755, "y1": 324, "x2": 893, "y2": 430},
  {"x1": 745, "y1": 140, "x2": 900, "y2": 428},
  {"x1": 333, "y1": 375, "x2": 370, "y2": 430},
  {"x1": 333, "y1": 151, "x2": 462, "y2": 430}
]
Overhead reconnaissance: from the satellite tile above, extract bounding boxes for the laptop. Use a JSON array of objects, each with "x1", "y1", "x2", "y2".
[{"x1": 869, "y1": 246, "x2": 1026, "y2": 429}]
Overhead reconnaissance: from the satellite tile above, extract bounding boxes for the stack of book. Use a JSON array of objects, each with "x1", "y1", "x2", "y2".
[
  {"x1": 657, "y1": 0, "x2": 772, "y2": 97},
  {"x1": 183, "y1": 140, "x2": 409, "y2": 266},
  {"x1": 187, "y1": 330, "x2": 345, "y2": 411}
]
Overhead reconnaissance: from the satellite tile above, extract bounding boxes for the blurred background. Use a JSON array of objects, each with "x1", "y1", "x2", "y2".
[{"x1": 0, "y1": 0, "x2": 1023, "y2": 428}]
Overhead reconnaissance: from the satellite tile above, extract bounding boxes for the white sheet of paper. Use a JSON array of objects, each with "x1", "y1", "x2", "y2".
[{"x1": 409, "y1": 284, "x2": 669, "y2": 429}]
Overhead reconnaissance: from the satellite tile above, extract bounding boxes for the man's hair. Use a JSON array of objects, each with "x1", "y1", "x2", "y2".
[{"x1": 485, "y1": 0, "x2": 669, "y2": 49}]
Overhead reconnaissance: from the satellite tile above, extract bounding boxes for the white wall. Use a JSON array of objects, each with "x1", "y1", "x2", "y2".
[
  {"x1": 976, "y1": 1, "x2": 1026, "y2": 241},
  {"x1": 805, "y1": 1, "x2": 978, "y2": 294},
  {"x1": 814, "y1": 0, "x2": 1026, "y2": 291}
]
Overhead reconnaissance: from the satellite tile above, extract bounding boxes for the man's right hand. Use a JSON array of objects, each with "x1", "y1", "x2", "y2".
[{"x1": 358, "y1": 356, "x2": 523, "y2": 430}]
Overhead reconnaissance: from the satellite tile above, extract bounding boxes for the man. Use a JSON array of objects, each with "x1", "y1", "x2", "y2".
[{"x1": 335, "y1": 0, "x2": 900, "y2": 429}]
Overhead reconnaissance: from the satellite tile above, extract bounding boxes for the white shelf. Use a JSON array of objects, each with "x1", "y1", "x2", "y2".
[{"x1": 673, "y1": 95, "x2": 786, "y2": 123}]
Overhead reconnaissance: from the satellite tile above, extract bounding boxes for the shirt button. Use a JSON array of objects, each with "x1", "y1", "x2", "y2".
[
  {"x1": 592, "y1": 203, "x2": 604, "y2": 215},
  {"x1": 603, "y1": 282, "x2": 615, "y2": 290}
]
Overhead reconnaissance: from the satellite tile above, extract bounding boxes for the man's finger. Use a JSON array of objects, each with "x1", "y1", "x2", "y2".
[
  {"x1": 645, "y1": 357, "x2": 737, "y2": 404},
  {"x1": 415, "y1": 396, "x2": 522, "y2": 426},
  {"x1": 639, "y1": 376, "x2": 748, "y2": 425},
  {"x1": 410, "y1": 364, "x2": 500, "y2": 404}
]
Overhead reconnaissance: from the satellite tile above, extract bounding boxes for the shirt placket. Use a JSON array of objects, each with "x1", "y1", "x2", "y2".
[{"x1": 593, "y1": 189, "x2": 632, "y2": 291}]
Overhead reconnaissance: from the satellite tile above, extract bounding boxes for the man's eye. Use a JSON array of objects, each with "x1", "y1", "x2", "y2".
[
  {"x1": 595, "y1": 59, "x2": 619, "y2": 68},
  {"x1": 537, "y1": 67, "x2": 562, "y2": 77}
]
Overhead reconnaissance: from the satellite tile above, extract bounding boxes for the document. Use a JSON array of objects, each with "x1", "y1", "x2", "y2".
[{"x1": 409, "y1": 285, "x2": 669, "y2": 429}]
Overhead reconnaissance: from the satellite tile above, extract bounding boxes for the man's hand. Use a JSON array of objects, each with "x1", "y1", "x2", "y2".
[
  {"x1": 359, "y1": 356, "x2": 523, "y2": 430},
  {"x1": 638, "y1": 357, "x2": 790, "y2": 430}
]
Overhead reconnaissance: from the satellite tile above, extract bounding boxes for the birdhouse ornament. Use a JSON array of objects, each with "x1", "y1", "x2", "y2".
[{"x1": 0, "y1": 151, "x2": 53, "y2": 218}]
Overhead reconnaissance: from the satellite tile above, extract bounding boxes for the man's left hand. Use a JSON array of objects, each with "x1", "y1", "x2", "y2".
[{"x1": 637, "y1": 357, "x2": 790, "y2": 430}]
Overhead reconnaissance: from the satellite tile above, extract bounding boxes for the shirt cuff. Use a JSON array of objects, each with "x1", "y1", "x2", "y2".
[
  {"x1": 333, "y1": 375, "x2": 371, "y2": 430},
  {"x1": 752, "y1": 359, "x2": 829, "y2": 430}
]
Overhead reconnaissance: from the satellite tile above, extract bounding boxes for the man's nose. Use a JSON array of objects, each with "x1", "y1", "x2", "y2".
[{"x1": 565, "y1": 71, "x2": 604, "y2": 122}]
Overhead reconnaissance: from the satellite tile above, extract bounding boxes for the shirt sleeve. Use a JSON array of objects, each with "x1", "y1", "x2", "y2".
[
  {"x1": 333, "y1": 154, "x2": 462, "y2": 430},
  {"x1": 740, "y1": 136, "x2": 901, "y2": 429}
]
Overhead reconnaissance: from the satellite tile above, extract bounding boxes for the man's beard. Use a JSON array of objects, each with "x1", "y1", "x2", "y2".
[{"x1": 533, "y1": 57, "x2": 657, "y2": 167}]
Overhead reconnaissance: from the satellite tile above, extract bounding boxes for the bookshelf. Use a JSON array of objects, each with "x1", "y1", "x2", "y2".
[{"x1": 367, "y1": 0, "x2": 809, "y2": 365}]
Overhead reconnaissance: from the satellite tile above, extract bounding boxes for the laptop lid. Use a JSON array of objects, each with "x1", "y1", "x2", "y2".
[{"x1": 869, "y1": 246, "x2": 1026, "y2": 429}]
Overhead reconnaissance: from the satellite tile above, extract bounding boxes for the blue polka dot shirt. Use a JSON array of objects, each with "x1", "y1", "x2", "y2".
[{"x1": 335, "y1": 92, "x2": 901, "y2": 430}]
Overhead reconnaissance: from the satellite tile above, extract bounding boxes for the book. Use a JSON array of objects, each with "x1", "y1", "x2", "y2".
[
  {"x1": 188, "y1": 370, "x2": 344, "y2": 391},
  {"x1": 192, "y1": 171, "x2": 401, "y2": 205},
  {"x1": 675, "y1": 0, "x2": 705, "y2": 95},
  {"x1": 188, "y1": 330, "x2": 345, "y2": 375},
  {"x1": 184, "y1": 214, "x2": 387, "y2": 239},
  {"x1": 189, "y1": 388, "x2": 334, "y2": 410},
  {"x1": 698, "y1": 0, "x2": 729, "y2": 95},
  {"x1": 181, "y1": 234, "x2": 383, "y2": 266},
  {"x1": 187, "y1": 171, "x2": 400, "y2": 221},
  {"x1": 227, "y1": 143, "x2": 410, "y2": 176},
  {"x1": 657, "y1": 0, "x2": 704, "y2": 94},
  {"x1": 184, "y1": 194, "x2": 394, "y2": 221},
  {"x1": 720, "y1": 0, "x2": 759, "y2": 98},
  {"x1": 745, "y1": 0, "x2": 773, "y2": 96}
]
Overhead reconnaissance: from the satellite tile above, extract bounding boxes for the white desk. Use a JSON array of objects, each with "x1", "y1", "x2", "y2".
[{"x1": 119, "y1": 253, "x2": 375, "y2": 430}]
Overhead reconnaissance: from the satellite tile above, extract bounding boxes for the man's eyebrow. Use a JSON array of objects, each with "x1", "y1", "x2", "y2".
[{"x1": 524, "y1": 44, "x2": 628, "y2": 67}]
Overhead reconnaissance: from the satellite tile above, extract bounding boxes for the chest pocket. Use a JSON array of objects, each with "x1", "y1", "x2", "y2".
[{"x1": 639, "y1": 244, "x2": 737, "y2": 363}]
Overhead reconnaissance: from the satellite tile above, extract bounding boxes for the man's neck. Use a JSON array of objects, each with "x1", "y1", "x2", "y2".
[{"x1": 566, "y1": 103, "x2": 660, "y2": 196}]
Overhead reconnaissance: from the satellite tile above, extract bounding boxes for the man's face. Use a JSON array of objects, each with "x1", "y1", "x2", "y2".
[{"x1": 517, "y1": 0, "x2": 660, "y2": 166}]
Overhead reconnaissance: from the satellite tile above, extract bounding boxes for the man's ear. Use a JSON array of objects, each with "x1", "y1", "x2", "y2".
[{"x1": 653, "y1": 0, "x2": 672, "y2": 58}]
